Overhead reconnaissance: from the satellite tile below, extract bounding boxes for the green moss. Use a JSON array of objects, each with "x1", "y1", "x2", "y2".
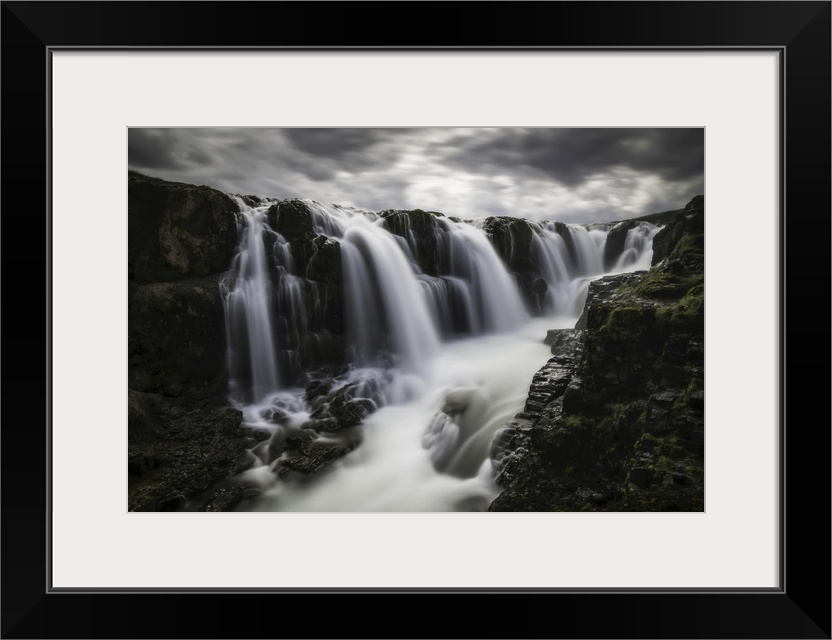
[
  {"x1": 605, "y1": 305, "x2": 652, "y2": 329},
  {"x1": 656, "y1": 277, "x2": 704, "y2": 326},
  {"x1": 635, "y1": 268, "x2": 701, "y2": 300},
  {"x1": 671, "y1": 233, "x2": 704, "y2": 259}
]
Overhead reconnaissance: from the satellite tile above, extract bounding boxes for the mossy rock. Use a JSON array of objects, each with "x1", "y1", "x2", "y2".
[
  {"x1": 651, "y1": 196, "x2": 704, "y2": 266},
  {"x1": 489, "y1": 195, "x2": 704, "y2": 513}
]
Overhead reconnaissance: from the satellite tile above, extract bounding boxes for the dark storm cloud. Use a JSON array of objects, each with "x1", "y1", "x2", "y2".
[
  {"x1": 128, "y1": 127, "x2": 704, "y2": 223},
  {"x1": 128, "y1": 128, "x2": 215, "y2": 170},
  {"x1": 442, "y1": 128, "x2": 704, "y2": 186},
  {"x1": 284, "y1": 128, "x2": 391, "y2": 158}
]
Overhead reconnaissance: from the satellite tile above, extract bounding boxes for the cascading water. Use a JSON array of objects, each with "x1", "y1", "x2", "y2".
[
  {"x1": 220, "y1": 198, "x2": 660, "y2": 511},
  {"x1": 340, "y1": 225, "x2": 440, "y2": 371},
  {"x1": 614, "y1": 222, "x2": 661, "y2": 271},
  {"x1": 221, "y1": 197, "x2": 280, "y2": 404}
]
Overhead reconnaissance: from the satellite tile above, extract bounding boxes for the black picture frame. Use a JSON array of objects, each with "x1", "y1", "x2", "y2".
[{"x1": 2, "y1": 2, "x2": 829, "y2": 638}]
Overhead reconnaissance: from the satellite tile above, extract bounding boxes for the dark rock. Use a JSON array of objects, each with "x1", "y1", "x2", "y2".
[
  {"x1": 128, "y1": 450, "x2": 160, "y2": 475},
  {"x1": 305, "y1": 378, "x2": 334, "y2": 408},
  {"x1": 580, "y1": 302, "x2": 661, "y2": 393},
  {"x1": 575, "y1": 272, "x2": 646, "y2": 330},
  {"x1": 307, "y1": 236, "x2": 342, "y2": 285},
  {"x1": 652, "y1": 391, "x2": 677, "y2": 405},
  {"x1": 629, "y1": 467, "x2": 655, "y2": 488},
  {"x1": 310, "y1": 382, "x2": 377, "y2": 430},
  {"x1": 690, "y1": 390, "x2": 705, "y2": 410},
  {"x1": 267, "y1": 199, "x2": 320, "y2": 269},
  {"x1": 549, "y1": 221, "x2": 578, "y2": 263},
  {"x1": 329, "y1": 397, "x2": 375, "y2": 428},
  {"x1": 260, "y1": 205, "x2": 347, "y2": 368},
  {"x1": 199, "y1": 484, "x2": 260, "y2": 512},
  {"x1": 128, "y1": 389, "x2": 161, "y2": 445},
  {"x1": 128, "y1": 275, "x2": 228, "y2": 397},
  {"x1": 489, "y1": 195, "x2": 704, "y2": 513},
  {"x1": 603, "y1": 219, "x2": 639, "y2": 270},
  {"x1": 128, "y1": 171, "x2": 239, "y2": 283},
  {"x1": 651, "y1": 196, "x2": 704, "y2": 266},
  {"x1": 482, "y1": 216, "x2": 542, "y2": 313},
  {"x1": 660, "y1": 362, "x2": 687, "y2": 387},
  {"x1": 267, "y1": 199, "x2": 315, "y2": 239},
  {"x1": 275, "y1": 430, "x2": 361, "y2": 478},
  {"x1": 237, "y1": 194, "x2": 262, "y2": 208},
  {"x1": 482, "y1": 216, "x2": 538, "y2": 274},
  {"x1": 522, "y1": 352, "x2": 579, "y2": 418},
  {"x1": 127, "y1": 391, "x2": 249, "y2": 511},
  {"x1": 380, "y1": 209, "x2": 445, "y2": 276},
  {"x1": 632, "y1": 207, "x2": 685, "y2": 227}
]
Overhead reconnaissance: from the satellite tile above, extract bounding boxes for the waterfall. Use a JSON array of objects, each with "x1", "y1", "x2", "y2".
[
  {"x1": 614, "y1": 222, "x2": 660, "y2": 271},
  {"x1": 438, "y1": 220, "x2": 528, "y2": 333},
  {"x1": 219, "y1": 197, "x2": 661, "y2": 511},
  {"x1": 221, "y1": 197, "x2": 280, "y2": 404},
  {"x1": 340, "y1": 223, "x2": 440, "y2": 370},
  {"x1": 563, "y1": 223, "x2": 606, "y2": 276}
]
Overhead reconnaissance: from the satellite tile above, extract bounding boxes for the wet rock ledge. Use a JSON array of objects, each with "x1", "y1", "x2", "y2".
[{"x1": 489, "y1": 195, "x2": 704, "y2": 512}]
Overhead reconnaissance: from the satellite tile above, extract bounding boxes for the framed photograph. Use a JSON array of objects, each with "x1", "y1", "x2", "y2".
[{"x1": 3, "y1": 2, "x2": 829, "y2": 638}]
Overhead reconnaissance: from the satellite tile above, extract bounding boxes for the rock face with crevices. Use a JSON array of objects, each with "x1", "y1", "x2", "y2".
[
  {"x1": 490, "y1": 195, "x2": 704, "y2": 512},
  {"x1": 128, "y1": 172, "x2": 253, "y2": 511},
  {"x1": 128, "y1": 275, "x2": 228, "y2": 398},
  {"x1": 128, "y1": 170, "x2": 240, "y2": 283},
  {"x1": 127, "y1": 389, "x2": 256, "y2": 511}
]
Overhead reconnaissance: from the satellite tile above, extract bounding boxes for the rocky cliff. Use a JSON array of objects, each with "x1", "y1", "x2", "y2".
[
  {"x1": 128, "y1": 172, "x2": 256, "y2": 511},
  {"x1": 490, "y1": 195, "x2": 704, "y2": 511}
]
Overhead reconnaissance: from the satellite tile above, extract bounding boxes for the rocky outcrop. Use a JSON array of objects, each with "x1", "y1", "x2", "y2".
[
  {"x1": 128, "y1": 171, "x2": 239, "y2": 283},
  {"x1": 274, "y1": 430, "x2": 362, "y2": 478},
  {"x1": 380, "y1": 208, "x2": 445, "y2": 276},
  {"x1": 128, "y1": 172, "x2": 248, "y2": 511},
  {"x1": 651, "y1": 195, "x2": 703, "y2": 266},
  {"x1": 256, "y1": 371, "x2": 387, "y2": 481},
  {"x1": 483, "y1": 216, "x2": 548, "y2": 314},
  {"x1": 128, "y1": 390, "x2": 256, "y2": 511},
  {"x1": 128, "y1": 275, "x2": 228, "y2": 398},
  {"x1": 603, "y1": 220, "x2": 640, "y2": 270},
  {"x1": 267, "y1": 199, "x2": 317, "y2": 268},
  {"x1": 236, "y1": 194, "x2": 264, "y2": 208},
  {"x1": 490, "y1": 195, "x2": 704, "y2": 512},
  {"x1": 266, "y1": 200, "x2": 347, "y2": 375}
]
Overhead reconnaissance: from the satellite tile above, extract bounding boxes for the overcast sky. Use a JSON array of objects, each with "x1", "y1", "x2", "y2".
[{"x1": 128, "y1": 128, "x2": 703, "y2": 223}]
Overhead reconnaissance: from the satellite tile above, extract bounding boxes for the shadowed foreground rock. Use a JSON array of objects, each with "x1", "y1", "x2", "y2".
[
  {"x1": 127, "y1": 176, "x2": 376, "y2": 510},
  {"x1": 128, "y1": 172, "x2": 254, "y2": 511},
  {"x1": 128, "y1": 275, "x2": 228, "y2": 398},
  {"x1": 128, "y1": 390, "x2": 256, "y2": 511},
  {"x1": 490, "y1": 195, "x2": 704, "y2": 512}
]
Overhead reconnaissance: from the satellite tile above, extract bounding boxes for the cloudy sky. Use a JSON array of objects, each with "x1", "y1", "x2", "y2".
[{"x1": 128, "y1": 128, "x2": 703, "y2": 223}]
